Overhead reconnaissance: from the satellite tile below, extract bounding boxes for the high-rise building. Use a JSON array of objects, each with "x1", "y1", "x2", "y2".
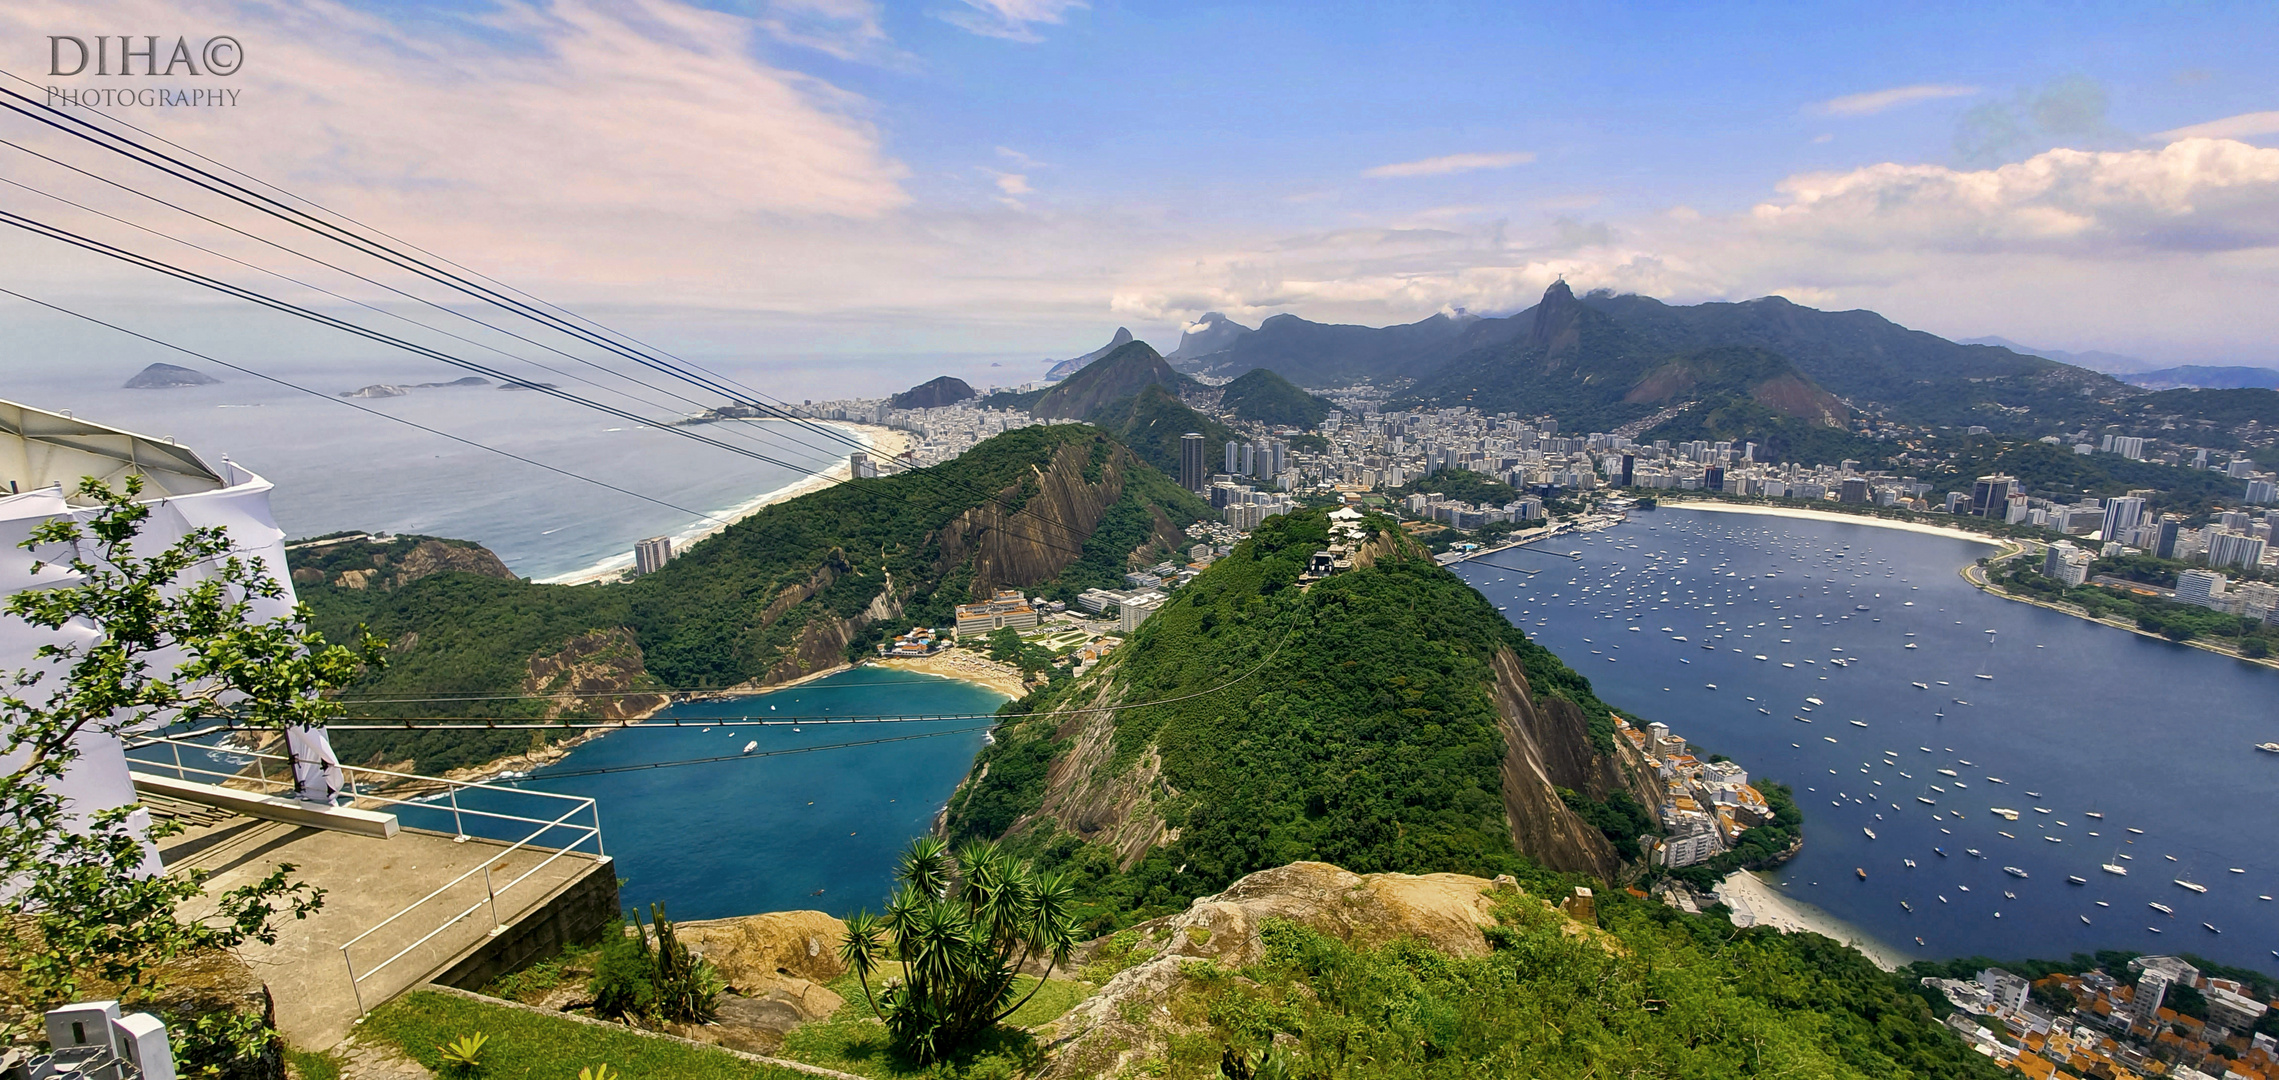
[
  {"x1": 2176, "y1": 568, "x2": 2226, "y2": 609},
  {"x1": 2207, "y1": 529, "x2": 2268, "y2": 569},
  {"x1": 1225, "y1": 440, "x2": 1239, "y2": 473},
  {"x1": 2247, "y1": 479, "x2": 2277, "y2": 506},
  {"x1": 1839, "y1": 478, "x2": 1871, "y2": 504},
  {"x1": 1971, "y1": 474, "x2": 2016, "y2": 517},
  {"x1": 1178, "y1": 433, "x2": 1207, "y2": 492},
  {"x1": 2230, "y1": 458, "x2": 2258, "y2": 479},
  {"x1": 2101, "y1": 496, "x2": 2146, "y2": 543},
  {"x1": 1703, "y1": 466, "x2": 1724, "y2": 493},
  {"x1": 2130, "y1": 970, "x2": 2172, "y2": 1027},
  {"x1": 849, "y1": 450, "x2": 878, "y2": 479},
  {"x1": 1620, "y1": 453, "x2": 1635, "y2": 487},
  {"x1": 634, "y1": 535, "x2": 674, "y2": 576},
  {"x1": 2155, "y1": 517, "x2": 2182, "y2": 559},
  {"x1": 2005, "y1": 493, "x2": 2032, "y2": 525}
]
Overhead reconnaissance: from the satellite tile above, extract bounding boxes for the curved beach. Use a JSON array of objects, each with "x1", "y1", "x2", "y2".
[
  {"x1": 1665, "y1": 500, "x2": 2005, "y2": 548},
  {"x1": 538, "y1": 423, "x2": 910, "y2": 585},
  {"x1": 1715, "y1": 870, "x2": 1909, "y2": 971}
]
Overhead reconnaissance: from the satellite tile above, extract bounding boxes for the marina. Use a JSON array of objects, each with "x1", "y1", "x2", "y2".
[{"x1": 1456, "y1": 507, "x2": 2279, "y2": 970}]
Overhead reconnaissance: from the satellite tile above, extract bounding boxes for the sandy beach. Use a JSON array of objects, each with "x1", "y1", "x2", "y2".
[
  {"x1": 1714, "y1": 870, "x2": 1909, "y2": 971},
  {"x1": 1665, "y1": 500, "x2": 2005, "y2": 548},
  {"x1": 539, "y1": 422, "x2": 912, "y2": 586},
  {"x1": 873, "y1": 650, "x2": 1031, "y2": 699}
]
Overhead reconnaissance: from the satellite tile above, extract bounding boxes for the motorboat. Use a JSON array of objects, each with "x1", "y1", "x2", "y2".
[
  {"x1": 2003, "y1": 867, "x2": 2028, "y2": 879},
  {"x1": 1863, "y1": 827, "x2": 1877, "y2": 840},
  {"x1": 2149, "y1": 902, "x2": 2174, "y2": 915},
  {"x1": 2067, "y1": 876, "x2": 2087, "y2": 885},
  {"x1": 2175, "y1": 879, "x2": 2208, "y2": 894}
]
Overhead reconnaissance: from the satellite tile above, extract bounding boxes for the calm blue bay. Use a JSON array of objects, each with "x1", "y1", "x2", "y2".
[
  {"x1": 401, "y1": 668, "x2": 1005, "y2": 921},
  {"x1": 1456, "y1": 507, "x2": 2279, "y2": 972}
]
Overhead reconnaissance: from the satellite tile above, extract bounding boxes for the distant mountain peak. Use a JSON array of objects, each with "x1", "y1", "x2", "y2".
[
  {"x1": 1527, "y1": 279, "x2": 1585, "y2": 364},
  {"x1": 1031, "y1": 340, "x2": 1196, "y2": 420},
  {"x1": 1044, "y1": 328, "x2": 1137, "y2": 380},
  {"x1": 1167, "y1": 311, "x2": 1256, "y2": 365}
]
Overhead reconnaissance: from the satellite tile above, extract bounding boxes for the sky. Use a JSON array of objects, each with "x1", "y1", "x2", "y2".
[{"x1": 4, "y1": 0, "x2": 2279, "y2": 399}]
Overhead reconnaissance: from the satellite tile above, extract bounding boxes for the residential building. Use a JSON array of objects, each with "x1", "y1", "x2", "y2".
[
  {"x1": 633, "y1": 535, "x2": 674, "y2": 576},
  {"x1": 2246, "y1": 478, "x2": 2276, "y2": 506},
  {"x1": 849, "y1": 450, "x2": 879, "y2": 478},
  {"x1": 2206, "y1": 529, "x2": 2268, "y2": 569},
  {"x1": 1118, "y1": 591, "x2": 1166, "y2": 631},
  {"x1": 2175, "y1": 569, "x2": 2226, "y2": 610},
  {"x1": 2101, "y1": 496, "x2": 2146, "y2": 542}
]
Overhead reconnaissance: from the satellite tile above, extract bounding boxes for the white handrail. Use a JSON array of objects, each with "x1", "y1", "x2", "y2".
[{"x1": 122, "y1": 732, "x2": 607, "y2": 1015}]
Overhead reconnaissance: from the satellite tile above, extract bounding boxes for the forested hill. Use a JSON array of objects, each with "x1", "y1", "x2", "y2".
[
  {"x1": 944, "y1": 505, "x2": 1664, "y2": 930},
  {"x1": 300, "y1": 425, "x2": 1210, "y2": 773},
  {"x1": 1216, "y1": 366, "x2": 1336, "y2": 428}
]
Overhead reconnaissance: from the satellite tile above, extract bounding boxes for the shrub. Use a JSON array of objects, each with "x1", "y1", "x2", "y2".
[{"x1": 838, "y1": 837, "x2": 1080, "y2": 1062}]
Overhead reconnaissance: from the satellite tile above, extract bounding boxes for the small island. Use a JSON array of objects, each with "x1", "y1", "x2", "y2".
[{"x1": 123, "y1": 362, "x2": 220, "y2": 389}]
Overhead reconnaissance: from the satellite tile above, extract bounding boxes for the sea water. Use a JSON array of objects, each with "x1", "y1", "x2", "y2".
[
  {"x1": 406, "y1": 667, "x2": 1007, "y2": 920},
  {"x1": 4, "y1": 368, "x2": 843, "y2": 580},
  {"x1": 1457, "y1": 507, "x2": 2279, "y2": 972}
]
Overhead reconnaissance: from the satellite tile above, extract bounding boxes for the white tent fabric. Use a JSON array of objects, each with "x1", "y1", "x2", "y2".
[
  {"x1": 285, "y1": 725, "x2": 345, "y2": 805},
  {"x1": 3, "y1": 398, "x2": 305, "y2": 873}
]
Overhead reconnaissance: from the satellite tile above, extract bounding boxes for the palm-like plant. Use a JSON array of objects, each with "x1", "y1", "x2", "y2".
[{"x1": 839, "y1": 837, "x2": 1080, "y2": 1062}]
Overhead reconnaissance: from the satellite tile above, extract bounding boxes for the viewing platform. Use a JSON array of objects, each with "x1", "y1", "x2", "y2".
[{"x1": 128, "y1": 735, "x2": 618, "y2": 1049}]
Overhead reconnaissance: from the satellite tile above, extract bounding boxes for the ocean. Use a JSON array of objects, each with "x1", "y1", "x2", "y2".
[
  {"x1": 5, "y1": 367, "x2": 847, "y2": 581},
  {"x1": 1455, "y1": 507, "x2": 2279, "y2": 972},
  {"x1": 405, "y1": 667, "x2": 1008, "y2": 921}
]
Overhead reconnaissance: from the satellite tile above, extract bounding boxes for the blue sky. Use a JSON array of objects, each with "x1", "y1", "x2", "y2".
[{"x1": 5, "y1": 0, "x2": 2279, "y2": 394}]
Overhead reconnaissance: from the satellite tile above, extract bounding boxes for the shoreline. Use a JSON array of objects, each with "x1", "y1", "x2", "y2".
[
  {"x1": 1714, "y1": 870, "x2": 1909, "y2": 972},
  {"x1": 434, "y1": 654, "x2": 1018, "y2": 786},
  {"x1": 1662, "y1": 500, "x2": 2005, "y2": 548},
  {"x1": 872, "y1": 650, "x2": 1030, "y2": 699},
  {"x1": 1965, "y1": 569, "x2": 2279, "y2": 675},
  {"x1": 537, "y1": 422, "x2": 912, "y2": 586}
]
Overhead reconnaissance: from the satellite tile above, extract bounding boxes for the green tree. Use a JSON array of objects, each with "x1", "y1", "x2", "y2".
[
  {"x1": 985, "y1": 627, "x2": 1024, "y2": 665},
  {"x1": 838, "y1": 837, "x2": 1080, "y2": 1062},
  {"x1": 0, "y1": 477, "x2": 382, "y2": 1002}
]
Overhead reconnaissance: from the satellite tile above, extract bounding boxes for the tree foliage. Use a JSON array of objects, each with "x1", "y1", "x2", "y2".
[
  {"x1": 1, "y1": 477, "x2": 379, "y2": 1002},
  {"x1": 837, "y1": 837, "x2": 1079, "y2": 1062}
]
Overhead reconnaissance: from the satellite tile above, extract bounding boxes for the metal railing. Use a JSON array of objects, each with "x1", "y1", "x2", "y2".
[{"x1": 122, "y1": 732, "x2": 605, "y2": 1014}]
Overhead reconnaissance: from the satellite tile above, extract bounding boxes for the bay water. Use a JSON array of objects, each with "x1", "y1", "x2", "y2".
[{"x1": 1456, "y1": 507, "x2": 2279, "y2": 972}]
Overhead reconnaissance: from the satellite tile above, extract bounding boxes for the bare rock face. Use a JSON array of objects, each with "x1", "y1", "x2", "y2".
[
  {"x1": 674, "y1": 909, "x2": 848, "y2": 993},
  {"x1": 524, "y1": 628, "x2": 664, "y2": 720},
  {"x1": 1037, "y1": 863, "x2": 1509, "y2": 1078}
]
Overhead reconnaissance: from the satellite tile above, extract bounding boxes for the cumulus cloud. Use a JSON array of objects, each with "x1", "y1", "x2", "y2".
[
  {"x1": 1812, "y1": 84, "x2": 1979, "y2": 117},
  {"x1": 2157, "y1": 111, "x2": 2279, "y2": 142},
  {"x1": 936, "y1": 0, "x2": 1085, "y2": 42},
  {"x1": 1363, "y1": 152, "x2": 1535, "y2": 179}
]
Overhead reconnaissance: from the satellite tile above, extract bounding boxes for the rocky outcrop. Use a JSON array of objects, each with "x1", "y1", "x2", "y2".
[
  {"x1": 672, "y1": 911, "x2": 849, "y2": 1054},
  {"x1": 935, "y1": 440, "x2": 1152, "y2": 599},
  {"x1": 1488, "y1": 648, "x2": 1641, "y2": 879},
  {"x1": 1037, "y1": 863, "x2": 1560, "y2": 1078},
  {"x1": 290, "y1": 536, "x2": 515, "y2": 590},
  {"x1": 1526, "y1": 279, "x2": 1585, "y2": 368},
  {"x1": 999, "y1": 673, "x2": 1175, "y2": 869},
  {"x1": 525, "y1": 628, "x2": 664, "y2": 720}
]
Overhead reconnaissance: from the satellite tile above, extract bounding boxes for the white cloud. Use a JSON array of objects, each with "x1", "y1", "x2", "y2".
[
  {"x1": 1362, "y1": 152, "x2": 1535, "y2": 179},
  {"x1": 756, "y1": 0, "x2": 901, "y2": 63},
  {"x1": 2157, "y1": 111, "x2": 2279, "y2": 142},
  {"x1": 1812, "y1": 83, "x2": 1979, "y2": 117},
  {"x1": 985, "y1": 170, "x2": 1034, "y2": 196},
  {"x1": 936, "y1": 0, "x2": 1085, "y2": 42}
]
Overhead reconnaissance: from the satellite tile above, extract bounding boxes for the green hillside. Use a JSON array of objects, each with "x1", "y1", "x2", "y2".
[
  {"x1": 302, "y1": 426, "x2": 1210, "y2": 772},
  {"x1": 1029, "y1": 341, "x2": 1199, "y2": 420},
  {"x1": 946, "y1": 506, "x2": 1649, "y2": 930},
  {"x1": 1081, "y1": 384, "x2": 1236, "y2": 476},
  {"x1": 1216, "y1": 366, "x2": 1337, "y2": 428}
]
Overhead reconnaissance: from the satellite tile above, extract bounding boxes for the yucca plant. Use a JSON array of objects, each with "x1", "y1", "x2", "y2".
[
  {"x1": 435, "y1": 1032, "x2": 488, "y2": 1077},
  {"x1": 577, "y1": 1066, "x2": 618, "y2": 1080},
  {"x1": 838, "y1": 837, "x2": 1080, "y2": 1062}
]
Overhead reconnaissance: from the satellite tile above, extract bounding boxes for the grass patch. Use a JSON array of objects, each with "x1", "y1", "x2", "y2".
[
  {"x1": 779, "y1": 975, "x2": 1092, "y2": 1079},
  {"x1": 480, "y1": 939, "x2": 605, "y2": 1004},
  {"x1": 361, "y1": 991, "x2": 808, "y2": 1080},
  {"x1": 285, "y1": 1047, "x2": 343, "y2": 1080}
]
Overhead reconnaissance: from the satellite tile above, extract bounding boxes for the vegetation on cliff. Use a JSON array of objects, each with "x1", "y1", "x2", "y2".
[
  {"x1": 945, "y1": 506, "x2": 1644, "y2": 933},
  {"x1": 302, "y1": 426, "x2": 1209, "y2": 773},
  {"x1": 1079, "y1": 385, "x2": 1235, "y2": 478},
  {"x1": 1173, "y1": 889, "x2": 2008, "y2": 1079}
]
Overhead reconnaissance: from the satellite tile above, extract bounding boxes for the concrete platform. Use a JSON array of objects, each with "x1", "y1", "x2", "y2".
[{"x1": 159, "y1": 813, "x2": 614, "y2": 1049}]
